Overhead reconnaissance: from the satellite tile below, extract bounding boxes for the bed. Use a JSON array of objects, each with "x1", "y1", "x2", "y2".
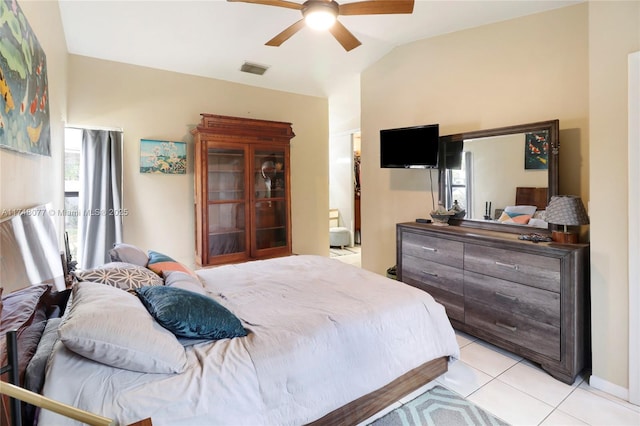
[{"x1": 1, "y1": 207, "x2": 459, "y2": 426}]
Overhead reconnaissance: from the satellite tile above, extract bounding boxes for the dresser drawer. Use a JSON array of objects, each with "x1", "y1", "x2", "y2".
[
  {"x1": 465, "y1": 271, "x2": 560, "y2": 327},
  {"x1": 402, "y1": 255, "x2": 464, "y2": 296},
  {"x1": 464, "y1": 244, "x2": 561, "y2": 292},
  {"x1": 466, "y1": 300, "x2": 561, "y2": 360},
  {"x1": 401, "y1": 231, "x2": 464, "y2": 268},
  {"x1": 404, "y1": 280, "x2": 464, "y2": 322}
]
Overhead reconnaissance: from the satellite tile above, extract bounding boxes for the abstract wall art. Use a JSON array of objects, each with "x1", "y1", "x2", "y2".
[{"x1": 0, "y1": 0, "x2": 51, "y2": 156}]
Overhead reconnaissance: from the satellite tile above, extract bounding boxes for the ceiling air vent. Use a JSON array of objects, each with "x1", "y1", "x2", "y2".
[{"x1": 240, "y1": 62, "x2": 269, "y2": 75}]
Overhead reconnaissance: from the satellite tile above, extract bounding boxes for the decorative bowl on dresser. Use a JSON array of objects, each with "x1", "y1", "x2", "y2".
[{"x1": 396, "y1": 222, "x2": 590, "y2": 384}]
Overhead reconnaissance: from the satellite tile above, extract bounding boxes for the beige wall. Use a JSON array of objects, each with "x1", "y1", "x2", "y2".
[
  {"x1": 361, "y1": 4, "x2": 589, "y2": 274},
  {"x1": 67, "y1": 56, "x2": 329, "y2": 267},
  {"x1": 0, "y1": 0, "x2": 67, "y2": 238},
  {"x1": 361, "y1": 1, "x2": 639, "y2": 394},
  {"x1": 588, "y1": 1, "x2": 639, "y2": 393}
]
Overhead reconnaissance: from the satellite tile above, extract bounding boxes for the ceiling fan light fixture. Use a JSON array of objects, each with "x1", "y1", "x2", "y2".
[
  {"x1": 303, "y1": 2, "x2": 338, "y2": 30},
  {"x1": 304, "y1": 10, "x2": 336, "y2": 30},
  {"x1": 229, "y1": 0, "x2": 415, "y2": 51}
]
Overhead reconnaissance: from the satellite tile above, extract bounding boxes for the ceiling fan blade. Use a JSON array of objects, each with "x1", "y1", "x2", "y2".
[
  {"x1": 265, "y1": 19, "x2": 306, "y2": 47},
  {"x1": 227, "y1": 0, "x2": 303, "y2": 11},
  {"x1": 328, "y1": 20, "x2": 362, "y2": 52},
  {"x1": 339, "y1": 0, "x2": 414, "y2": 16}
]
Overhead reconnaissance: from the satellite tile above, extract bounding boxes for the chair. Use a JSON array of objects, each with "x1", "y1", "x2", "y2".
[{"x1": 329, "y1": 209, "x2": 350, "y2": 249}]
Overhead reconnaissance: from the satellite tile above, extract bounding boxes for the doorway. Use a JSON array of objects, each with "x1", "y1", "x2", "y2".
[
  {"x1": 328, "y1": 130, "x2": 361, "y2": 267},
  {"x1": 353, "y1": 132, "x2": 361, "y2": 245}
]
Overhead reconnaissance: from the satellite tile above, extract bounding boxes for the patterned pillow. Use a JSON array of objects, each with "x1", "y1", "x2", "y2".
[
  {"x1": 74, "y1": 262, "x2": 163, "y2": 291},
  {"x1": 147, "y1": 251, "x2": 197, "y2": 278},
  {"x1": 497, "y1": 211, "x2": 532, "y2": 225}
]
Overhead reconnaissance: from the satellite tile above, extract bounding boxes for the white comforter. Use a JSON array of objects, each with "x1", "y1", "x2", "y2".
[{"x1": 40, "y1": 255, "x2": 459, "y2": 425}]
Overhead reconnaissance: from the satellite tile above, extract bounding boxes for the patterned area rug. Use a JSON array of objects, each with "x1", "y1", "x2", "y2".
[{"x1": 370, "y1": 386, "x2": 509, "y2": 426}]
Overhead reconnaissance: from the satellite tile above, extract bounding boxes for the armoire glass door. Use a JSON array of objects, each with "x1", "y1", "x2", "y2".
[
  {"x1": 253, "y1": 149, "x2": 287, "y2": 252},
  {"x1": 207, "y1": 147, "x2": 246, "y2": 257}
]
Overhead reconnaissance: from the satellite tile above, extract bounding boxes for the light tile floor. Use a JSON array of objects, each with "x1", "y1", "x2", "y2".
[
  {"x1": 330, "y1": 245, "x2": 361, "y2": 268},
  {"x1": 361, "y1": 330, "x2": 640, "y2": 426}
]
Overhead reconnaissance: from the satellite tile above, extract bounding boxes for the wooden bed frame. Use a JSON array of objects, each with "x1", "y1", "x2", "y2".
[{"x1": 309, "y1": 356, "x2": 448, "y2": 425}]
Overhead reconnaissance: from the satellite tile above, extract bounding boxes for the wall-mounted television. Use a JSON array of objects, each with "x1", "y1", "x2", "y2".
[{"x1": 380, "y1": 124, "x2": 439, "y2": 168}]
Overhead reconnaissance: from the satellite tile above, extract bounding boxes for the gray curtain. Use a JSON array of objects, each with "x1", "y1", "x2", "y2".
[{"x1": 78, "y1": 129, "x2": 123, "y2": 269}]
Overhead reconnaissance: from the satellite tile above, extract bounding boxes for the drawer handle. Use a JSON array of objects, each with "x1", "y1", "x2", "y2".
[
  {"x1": 421, "y1": 246, "x2": 437, "y2": 252},
  {"x1": 421, "y1": 270, "x2": 438, "y2": 278},
  {"x1": 495, "y1": 261, "x2": 519, "y2": 270},
  {"x1": 495, "y1": 321, "x2": 517, "y2": 332},
  {"x1": 495, "y1": 292, "x2": 517, "y2": 302}
]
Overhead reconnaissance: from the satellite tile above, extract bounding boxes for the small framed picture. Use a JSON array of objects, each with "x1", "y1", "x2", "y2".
[
  {"x1": 524, "y1": 130, "x2": 549, "y2": 170},
  {"x1": 140, "y1": 139, "x2": 186, "y2": 174}
]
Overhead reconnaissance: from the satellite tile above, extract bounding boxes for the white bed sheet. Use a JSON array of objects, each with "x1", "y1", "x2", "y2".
[{"x1": 39, "y1": 255, "x2": 459, "y2": 425}]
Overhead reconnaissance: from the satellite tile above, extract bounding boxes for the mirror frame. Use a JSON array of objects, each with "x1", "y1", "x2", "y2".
[{"x1": 438, "y1": 119, "x2": 559, "y2": 234}]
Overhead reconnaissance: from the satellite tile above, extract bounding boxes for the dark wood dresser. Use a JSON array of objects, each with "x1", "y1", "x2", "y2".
[{"x1": 396, "y1": 222, "x2": 590, "y2": 384}]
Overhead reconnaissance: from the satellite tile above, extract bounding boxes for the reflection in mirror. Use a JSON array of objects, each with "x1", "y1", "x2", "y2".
[
  {"x1": 439, "y1": 120, "x2": 559, "y2": 233},
  {"x1": 446, "y1": 133, "x2": 549, "y2": 219}
]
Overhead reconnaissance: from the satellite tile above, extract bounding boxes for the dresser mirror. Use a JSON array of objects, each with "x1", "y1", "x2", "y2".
[{"x1": 438, "y1": 120, "x2": 559, "y2": 233}]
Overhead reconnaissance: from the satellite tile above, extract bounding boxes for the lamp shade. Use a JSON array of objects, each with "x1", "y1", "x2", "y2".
[{"x1": 545, "y1": 195, "x2": 589, "y2": 226}]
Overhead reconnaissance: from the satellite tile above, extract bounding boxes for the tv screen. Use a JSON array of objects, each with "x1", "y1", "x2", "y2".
[{"x1": 380, "y1": 124, "x2": 439, "y2": 168}]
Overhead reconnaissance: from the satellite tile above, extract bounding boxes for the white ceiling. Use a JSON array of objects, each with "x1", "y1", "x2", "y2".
[{"x1": 58, "y1": 0, "x2": 581, "y2": 98}]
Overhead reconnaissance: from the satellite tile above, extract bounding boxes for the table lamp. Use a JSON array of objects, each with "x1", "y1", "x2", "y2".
[{"x1": 545, "y1": 195, "x2": 589, "y2": 243}]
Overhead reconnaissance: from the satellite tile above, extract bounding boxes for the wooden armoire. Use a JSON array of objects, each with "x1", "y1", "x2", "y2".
[{"x1": 192, "y1": 114, "x2": 295, "y2": 267}]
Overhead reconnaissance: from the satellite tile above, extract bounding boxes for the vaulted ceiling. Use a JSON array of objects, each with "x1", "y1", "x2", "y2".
[{"x1": 58, "y1": 0, "x2": 581, "y2": 98}]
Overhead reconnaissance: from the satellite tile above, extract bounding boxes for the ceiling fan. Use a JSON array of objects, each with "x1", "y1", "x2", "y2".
[{"x1": 227, "y1": 0, "x2": 415, "y2": 52}]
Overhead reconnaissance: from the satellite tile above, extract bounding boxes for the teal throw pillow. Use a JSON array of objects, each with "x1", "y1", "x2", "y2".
[{"x1": 135, "y1": 286, "x2": 247, "y2": 340}]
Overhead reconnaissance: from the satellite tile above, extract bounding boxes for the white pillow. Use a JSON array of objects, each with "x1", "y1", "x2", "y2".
[
  {"x1": 528, "y1": 218, "x2": 549, "y2": 228},
  {"x1": 504, "y1": 205, "x2": 538, "y2": 216},
  {"x1": 108, "y1": 243, "x2": 149, "y2": 267},
  {"x1": 58, "y1": 281, "x2": 187, "y2": 374},
  {"x1": 164, "y1": 270, "x2": 207, "y2": 295}
]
